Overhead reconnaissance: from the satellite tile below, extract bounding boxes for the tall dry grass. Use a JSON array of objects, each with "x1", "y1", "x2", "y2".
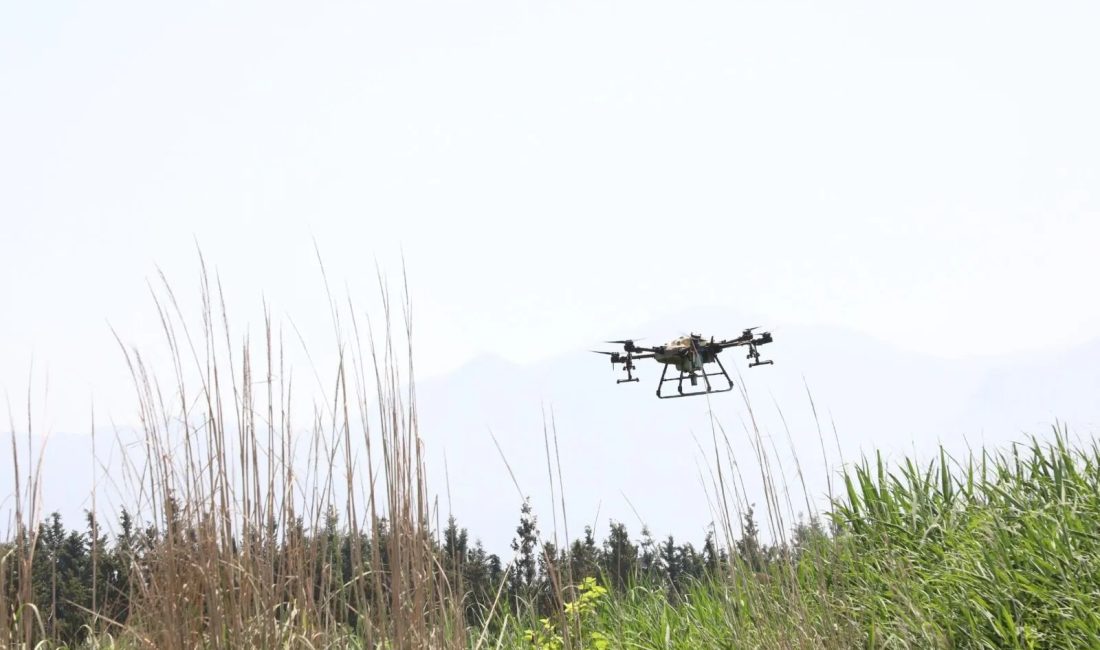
[
  {"x1": 3, "y1": 393, "x2": 49, "y2": 647},
  {"x1": 4, "y1": 255, "x2": 477, "y2": 649}
]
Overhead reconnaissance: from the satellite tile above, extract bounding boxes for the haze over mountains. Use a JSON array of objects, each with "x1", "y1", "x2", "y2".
[
  {"x1": 6, "y1": 306, "x2": 1098, "y2": 556},
  {"x1": 414, "y1": 306, "x2": 1100, "y2": 553}
]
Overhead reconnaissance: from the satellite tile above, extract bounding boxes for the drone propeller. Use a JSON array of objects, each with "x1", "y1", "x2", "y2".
[
  {"x1": 605, "y1": 338, "x2": 645, "y2": 353},
  {"x1": 591, "y1": 350, "x2": 623, "y2": 363}
]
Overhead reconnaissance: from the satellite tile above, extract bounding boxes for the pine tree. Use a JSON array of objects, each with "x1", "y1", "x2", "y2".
[
  {"x1": 602, "y1": 521, "x2": 637, "y2": 590},
  {"x1": 660, "y1": 535, "x2": 680, "y2": 587},
  {"x1": 791, "y1": 514, "x2": 828, "y2": 559},
  {"x1": 536, "y1": 540, "x2": 564, "y2": 614},
  {"x1": 33, "y1": 513, "x2": 66, "y2": 637},
  {"x1": 569, "y1": 526, "x2": 599, "y2": 580},
  {"x1": 462, "y1": 539, "x2": 493, "y2": 624},
  {"x1": 487, "y1": 551, "x2": 504, "y2": 590},
  {"x1": 84, "y1": 510, "x2": 115, "y2": 635},
  {"x1": 55, "y1": 528, "x2": 91, "y2": 642},
  {"x1": 638, "y1": 526, "x2": 659, "y2": 579},
  {"x1": 508, "y1": 498, "x2": 539, "y2": 606},
  {"x1": 703, "y1": 528, "x2": 724, "y2": 576},
  {"x1": 442, "y1": 516, "x2": 469, "y2": 581},
  {"x1": 105, "y1": 508, "x2": 136, "y2": 626},
  {"x1": 677, "y1": 542, "x2": 704, "y2": 583},
  {"x1": 737, "y1": 506, "x2": 765, "y2": 573},
  {"x1": 28, "y1": 513, "x2": 93, "y2": 643}
]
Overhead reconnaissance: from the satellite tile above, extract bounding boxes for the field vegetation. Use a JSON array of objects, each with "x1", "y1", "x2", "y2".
[{"x1": 3, "y1": 264, "x2": 1097, "y2": 649}]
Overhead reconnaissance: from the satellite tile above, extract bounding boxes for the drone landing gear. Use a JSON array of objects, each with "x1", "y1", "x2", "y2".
[
  {"x1": 616, "y1": 354, "x2": 640, "y2": 383},
  {"x1": 747, "y1": 342, "x2": 774, "y2": 368},
  {"x1": 655, "y1": 356, "x2": 735, "y2": 399}
]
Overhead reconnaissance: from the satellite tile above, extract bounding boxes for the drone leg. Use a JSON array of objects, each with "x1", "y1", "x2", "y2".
[
  {"x1": 700, "y1": 367, "x2": 714, "y2": 393},
  {"x1": 656, "y1": 363, "x2": 670, "y2": 398},
  {"x1": 713, "y1": 355, "x2": 735, "y2": 391}
]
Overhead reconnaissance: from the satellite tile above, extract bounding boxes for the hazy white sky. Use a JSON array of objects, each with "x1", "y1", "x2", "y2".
[{"x1": 3, "y1": 1, "x2": 1099, "y2": 435}]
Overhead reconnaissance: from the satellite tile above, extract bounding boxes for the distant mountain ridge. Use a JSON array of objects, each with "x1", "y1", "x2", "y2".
[
  {"x1": 413, "y1": 307, "x2": 1100, "y2": 554},
  {"x1": 6, "y1": 307, "x2": 1098, "y2": 557}
]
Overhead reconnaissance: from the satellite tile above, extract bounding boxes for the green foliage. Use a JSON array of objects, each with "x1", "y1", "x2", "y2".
[
  {"x1": 8, "y1": 431, "x2": 1100, "y2": 650},
  {"x1": 824, "y1": 430, "x2": 1100, "y2": 647},
  {"x1": 523, "y1": 576, "x2": 609, "y2": 650},
  {"x1": 498, "y1": 431, "x2": 1100, "y2": 649}
]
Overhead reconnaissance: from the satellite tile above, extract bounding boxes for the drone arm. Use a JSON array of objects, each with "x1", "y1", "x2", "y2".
[
  {"x1": 711, "y1": 331, "x2": 775, "y2": 367},
  {"x1": 591, "y1": 351, "x2": 656, "y2": 360},
  {"x1": 716, "y1": 332, "x2": 772, "y2": 349}
]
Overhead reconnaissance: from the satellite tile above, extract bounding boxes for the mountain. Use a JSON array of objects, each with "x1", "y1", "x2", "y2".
[
  {"x1": 5, "y1": 307, "x2": 1098, "y2": 557},
  {"x1": 413, "y1": 307, "x2": 1100, "y2": 554}
]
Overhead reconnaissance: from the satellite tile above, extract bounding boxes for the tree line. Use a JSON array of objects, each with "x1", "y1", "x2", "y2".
[{"x1": 1, "y1": 496, "x2": 828, "y2": 646}]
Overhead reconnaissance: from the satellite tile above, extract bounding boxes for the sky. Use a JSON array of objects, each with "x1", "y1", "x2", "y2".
[{"x1": 3, "y1": 0, "x2": 1099, "y2": 439}]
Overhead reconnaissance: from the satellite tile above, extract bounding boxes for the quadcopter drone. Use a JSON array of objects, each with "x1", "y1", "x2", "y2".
[{"x1": 593, "y1": 328, "x2": 774, "y2": 399}]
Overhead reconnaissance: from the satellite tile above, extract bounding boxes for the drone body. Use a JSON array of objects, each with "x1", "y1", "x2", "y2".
[{"x1": 593, "y1": 328, "x2": 774, "y2": 399}]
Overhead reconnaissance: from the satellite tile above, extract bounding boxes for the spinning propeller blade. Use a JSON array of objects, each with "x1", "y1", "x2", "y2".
[{"x1": 591, "y1": 350, "x2": 622, "y2": 363}]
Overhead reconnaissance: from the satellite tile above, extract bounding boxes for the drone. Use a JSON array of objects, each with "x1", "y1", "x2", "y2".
[{"x1": 593, "y1": 328, "x2": 774, "y2": 399}]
